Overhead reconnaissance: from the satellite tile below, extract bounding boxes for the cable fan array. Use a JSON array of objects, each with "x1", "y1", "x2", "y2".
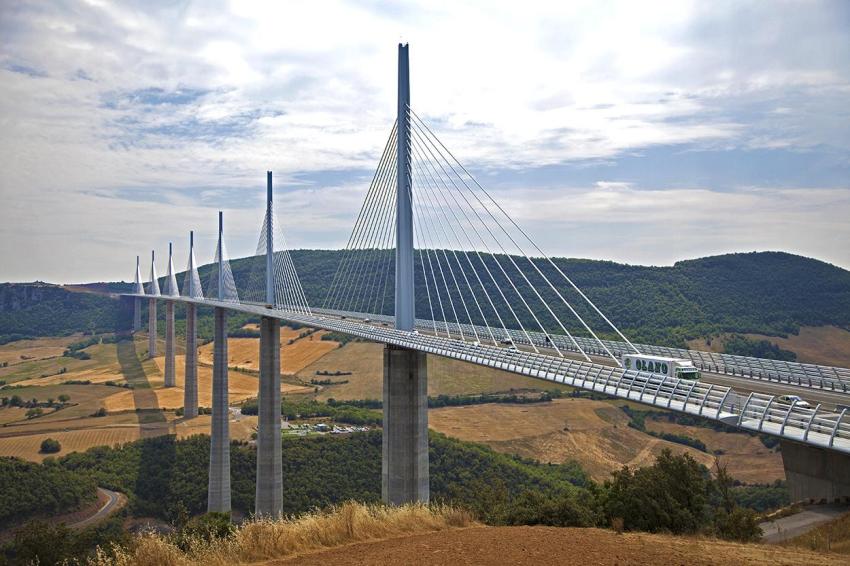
[
  {"x1": 238, "y1": 199, "x2": 312, "y2": 314},
  {"x1": 323, "y1": 107, "x2": 639, "y2": 366}
]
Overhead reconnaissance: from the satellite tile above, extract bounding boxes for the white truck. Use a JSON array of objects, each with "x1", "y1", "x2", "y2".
[{"x1": 622, "y1": 354, "x2": 701, "y2": 380}]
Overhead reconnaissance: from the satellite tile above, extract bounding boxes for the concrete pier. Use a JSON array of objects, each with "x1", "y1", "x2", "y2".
[
  {"x1": 133, "y1": 298, "x2": 141, "y2": 332},
  {"x1": 781, "y1": 440, "x2": 850, "y2": 503},
  {"x1": 255, "y1": 316, "x2": 282, "y2": 517},
  {"x1": 183, "y1": 303, "x2": 198, "y2": 418},
  {"x1": 382, "y1": 344, "x2": 429, "y2": 505},
  {"x1": 147, "y1": 299, "x2": 157, "y2": 358},
  {"x1": 164, "y1": 301, "x2": 176, "y2": 387},
  {"x1": 208, "y1": 307, "x2": 231, "y2": 513}
]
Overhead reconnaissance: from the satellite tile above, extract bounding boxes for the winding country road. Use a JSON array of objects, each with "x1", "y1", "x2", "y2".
[{"x1": 70, "y1": 488, "x2": 126, "y2": 530}]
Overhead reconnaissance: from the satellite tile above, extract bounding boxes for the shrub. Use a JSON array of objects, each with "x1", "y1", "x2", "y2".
[{"x1": 40, "y1": 438, "x2": 62, "y2": 453}]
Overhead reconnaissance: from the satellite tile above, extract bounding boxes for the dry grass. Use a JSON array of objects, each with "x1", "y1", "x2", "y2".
[
  {"x1": 0, "y1": 413, "x2": 260, "y2": 462},
  {"x1": 429, "y1": 398, "x2": 716, "y2": 481},
  {"x1": 197, "y1": 330, "x2": 337, "y2": 376},
  {"x1": 688, "y1": 326, "x2": 850, "y2": 368},
  {"x1": 299, "y1": 341, "x2": 546, "y2": 401},
  {"x1": 88, "y1": 502, "x2": 476, "y2": 566},
  {"x1": 782, "y1": 510, "x2": 850, "y2": 555},
  {"x1": 645, "y1": 418, "x2": 784, "y2": 484},
  {"x1": 0, "y1": 334, "x2": 83, "y2": 366}
]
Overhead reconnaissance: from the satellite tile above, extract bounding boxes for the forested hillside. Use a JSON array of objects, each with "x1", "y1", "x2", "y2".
[
  {"x1": 224, "y1": 250, "x2": 850, "y2": 346},
  {"x1": 3, "y1": 251, "x2": 850, "y2": 348},
  {"x1": 0, "y1": 283, "x2": 126, "y2": 343}
]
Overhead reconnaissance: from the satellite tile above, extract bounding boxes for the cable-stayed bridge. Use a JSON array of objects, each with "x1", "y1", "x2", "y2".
[{"x1": 123, "y1": 44, "x2": 850, "y2": 517}]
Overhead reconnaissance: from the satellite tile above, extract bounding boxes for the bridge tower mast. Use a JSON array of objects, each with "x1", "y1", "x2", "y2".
[
  {"x1": 383, "y1": 43, "x2": 429, "y2": 506},
  {"x1": 395, "y1": 43, "x2": 414, "y2": 331}
]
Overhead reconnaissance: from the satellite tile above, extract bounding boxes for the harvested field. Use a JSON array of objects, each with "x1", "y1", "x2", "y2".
[
  {"x1": 263, "y1": 525, "x2": 846, "y2": 566},
  {"x1": 299, "y1": 342, "x2": 547, "y2": 401},
  {"x1": 197, "y1": 330, "x2": 338, "y2": 375},
  {"x1": 0, "y1": 335, "x2": 82, "y2": 366},
  {"x1": 429, "y1": 398, "x2": 714, "y2": 481},
  {"x1": 0, "y1": 413, "x2": 260, "y2": 462},
  {"x1": 113, "y1": 355, "x2": 313, "y2": 409},
  {"x1": 646, "y1": 418, "x2": 784, "y2": 484}
]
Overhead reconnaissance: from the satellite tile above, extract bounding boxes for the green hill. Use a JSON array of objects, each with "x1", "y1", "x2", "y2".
[{"x1": 2, "y1": 251, "x2": 849, "y2": 348}]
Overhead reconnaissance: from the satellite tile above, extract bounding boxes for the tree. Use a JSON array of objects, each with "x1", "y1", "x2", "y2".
[
  {"x1": 602, "y1": 449, "x2": 710, "y2": 534},
  {"x1": 58, "y1": 394, "x2": 70, "y2": 403},
  {"x1": 12, "y1": 520, "x2": 75, "y2": 565},
  {"x1": 40, "y1": 438, "x2": 61, "y2": 454},
  {"x1": 25, "y1": 407, "x2": 43, "y2": 419},
  {"x1": 712, "y1": 462, "x2": 762, "y2": 542}
]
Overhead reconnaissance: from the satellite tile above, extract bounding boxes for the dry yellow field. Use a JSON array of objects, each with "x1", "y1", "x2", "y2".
[
  {"x1": 197, "y1": 330, "x2": 338, "y2": 375},
  {"x1": 0, "y1": 335, "x2": 83, "y2": 366},
  {"x1": 429, "y1": 398, "x2": 716, "y2": 481},
  {"x1": 688, "y1": 325, "x2": 850, "y2": 368},
  {"x1": 645, "y1": 418, "x2": 784, "y2": 483},
  {"x1": 0, "y1": 413, "x2": 261, "y2": 462},
  {"x1": 299, "y1": 341, "x2": 547, "y2": 401}
]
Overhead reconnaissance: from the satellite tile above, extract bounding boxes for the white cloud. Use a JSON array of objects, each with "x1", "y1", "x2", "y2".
[{"x1": 0, "y1": 0, "x2": 849, "y2": 281}]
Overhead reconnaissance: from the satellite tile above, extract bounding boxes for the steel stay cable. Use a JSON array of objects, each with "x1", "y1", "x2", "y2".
[
  {"x1": 411, "y1": 135, "x2": 510, "y2": 345},
  {"x1": 325, "y1": 124, "x2": 397, "y2": 309},
  {"x1": 412, "y1": 145, "x2": 496, "y2": 345},
  {"x1": 411, "y1": 160, "x2": 465, "y2": 339},
  {"x1": 410, "y1": 122, "x2": 541, "y2": 352},
  {"x1": 410, "y1": 109, "x2": 637, "y2": 358},
  {"x1": 412, "y1": 146, "x2": 481, "y2": 343},
  {"x1": 411, "y1": 119, "x2": 575, "y2": 359}
]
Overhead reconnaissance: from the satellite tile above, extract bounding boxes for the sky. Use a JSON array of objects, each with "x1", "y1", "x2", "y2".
[{"x1": 1, "y1": 0, "x2": 849, "y2": 283}]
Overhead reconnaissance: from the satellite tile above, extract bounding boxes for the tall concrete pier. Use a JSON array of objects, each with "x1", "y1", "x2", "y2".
[
  {"x1": 382, "y1": 44, "x2": 429, "y2": 505},
  {"x1": 183, "y1": 303, "x2": 198, "y2": 418},
  {"x1": 163, "y1": 242, "x2": 179, "y2": 387},
  {"x1": 147, "y1": 299, "x2": 157, "y2": 357},
  {"x1": 208, "y1": 214, "x2": 231, "y2": 513},
  {"x1": 255, "y1": 316, "x2": 282, "y2": 516},
  {"x1": 382, "y1": 344, "x2": 429, "y2": 504},
  {"x1": 164, "y1": 301, "x2": 176, "y2": 387},
  {"x1": 183, "y1": 231, "x2": 200, "y2": 418},
  {"x1": 207, "y1": 307, "x2": 231, "y2": 513},
  {"x1": 147, "y1": 250, "x2": 160, "y2": 358},
  {"x1": 781, "y1": 440, "x2": 850, "y2": 503}
]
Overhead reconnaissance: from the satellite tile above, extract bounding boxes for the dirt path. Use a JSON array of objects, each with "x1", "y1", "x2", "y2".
[{"x1": 259, "y1": 526, "x2": 844, "y2": 566}]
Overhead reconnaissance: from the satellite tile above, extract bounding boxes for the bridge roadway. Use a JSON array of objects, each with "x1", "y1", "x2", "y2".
[
  {"x1": 128, "y1": 294, "x2": 850, "y2": 456},
  {"x1": 315, "y1": 308, "x2": 850, "y2": 394},
  {"x1": 312, "y1": 309, "x2": 850, "y2": 410}
]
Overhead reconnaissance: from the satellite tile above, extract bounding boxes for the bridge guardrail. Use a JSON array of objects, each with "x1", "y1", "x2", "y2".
[{"x1": 313, "y1": 308, "x2": 850, "y2": 393}]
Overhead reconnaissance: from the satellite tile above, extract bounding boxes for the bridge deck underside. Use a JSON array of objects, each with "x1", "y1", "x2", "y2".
[{"x1": 126, "y1": 294, "x2": 850, "y2": 455}]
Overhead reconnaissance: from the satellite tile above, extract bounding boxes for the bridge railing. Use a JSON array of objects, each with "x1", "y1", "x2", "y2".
[{"x1": 312, "y1": 307, "x2": 850, "y2": 392}]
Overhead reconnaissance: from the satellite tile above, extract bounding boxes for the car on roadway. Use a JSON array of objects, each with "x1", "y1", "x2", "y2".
[{"x1": 776, "y1": 394, "x2": 812, "y2": 409}]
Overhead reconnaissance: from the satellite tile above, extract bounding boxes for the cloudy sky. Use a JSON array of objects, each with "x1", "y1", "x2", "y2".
[{"x1": 1, "y1": 0, "x2": 849, "y2": 283}]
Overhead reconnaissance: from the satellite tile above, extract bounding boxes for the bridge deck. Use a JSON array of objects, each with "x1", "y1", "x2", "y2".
[{"x1": 126, "y1": 294, "x2": 850, "y2": 455}]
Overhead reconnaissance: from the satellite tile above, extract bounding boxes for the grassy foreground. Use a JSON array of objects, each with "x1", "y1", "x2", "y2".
[{"x1": 88, "y1": 502, "x2": 476, "y2": 566}]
